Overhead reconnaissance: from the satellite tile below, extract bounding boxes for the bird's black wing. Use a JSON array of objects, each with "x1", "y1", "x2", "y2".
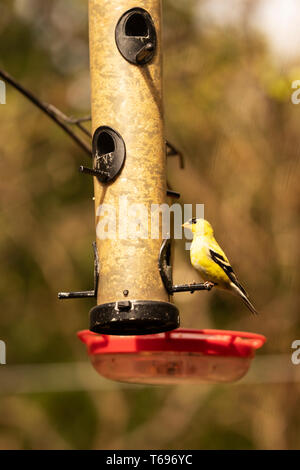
[{"x1": 209, "y1": 249, "x2": 248, "y2": 297}]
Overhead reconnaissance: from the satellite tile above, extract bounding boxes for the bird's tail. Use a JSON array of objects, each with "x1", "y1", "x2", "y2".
[{"x1": 230, "y1": 282, "x2": 259, "y2": 315}]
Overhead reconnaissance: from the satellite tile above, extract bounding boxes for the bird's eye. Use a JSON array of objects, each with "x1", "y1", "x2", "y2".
[{"x1": 189, "y1": 218, "x2": 197, "y2": 224}]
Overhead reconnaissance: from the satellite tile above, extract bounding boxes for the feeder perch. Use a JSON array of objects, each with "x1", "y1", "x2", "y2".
[
  {"x1": 78, "y1": 329, "x2": 266, "y2": 384},
  {"x1": 58, "y1": 242, "x2": 99, "y2": 300},
  {"x1": 159, "y1": 239, "x2": 215, "y2": 294}
]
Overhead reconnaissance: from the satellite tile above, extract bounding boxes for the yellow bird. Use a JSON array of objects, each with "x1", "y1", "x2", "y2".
[{"x1": 182, "y1": 218, "x2": 258, "y2": 315}]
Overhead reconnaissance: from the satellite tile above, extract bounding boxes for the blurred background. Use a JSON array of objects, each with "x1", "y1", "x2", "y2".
[{"x1": 0, "y1": 0, "x2": 300, "y2": 449}]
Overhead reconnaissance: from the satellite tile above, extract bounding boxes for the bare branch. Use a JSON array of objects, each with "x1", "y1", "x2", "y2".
[
  {"x1": 0, "y1": 68, "x2": 183, "y2": 188},
  {"x1": 46, "y1": 105, "x2": 92, "y2": 138},
  {"x1": 0, "y1": 68, "x2": 92, "y2": 157}
]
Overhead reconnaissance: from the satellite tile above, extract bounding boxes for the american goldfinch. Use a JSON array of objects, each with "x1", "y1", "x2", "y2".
[{"x1": 182, "y1": 218, "x2": 258, "y2": 315}]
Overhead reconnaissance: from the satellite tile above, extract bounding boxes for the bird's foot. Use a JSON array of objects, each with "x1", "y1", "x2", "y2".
[{"x1": 204, "y1": 281, "x2": 214, "y2": 291}]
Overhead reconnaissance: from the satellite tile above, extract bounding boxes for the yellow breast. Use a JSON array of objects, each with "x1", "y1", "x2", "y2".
[{"x1": 190, "y1": 237, "x2": 230, "y2": 286}]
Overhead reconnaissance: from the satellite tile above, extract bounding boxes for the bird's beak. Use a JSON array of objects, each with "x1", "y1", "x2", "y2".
[{"x1": 182, "y1": 222, "x2": 191, "y2": 229}]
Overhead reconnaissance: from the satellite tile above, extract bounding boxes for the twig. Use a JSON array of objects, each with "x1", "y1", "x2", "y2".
[
  {"x1": 49, "y1": 107, "x2": 183, "y2": 166},
  {"x1": 0, "y1": 68, "x2": 92, "y2": 157},
  {"x1": 0, "y1": 68, "x2": 184, "y2": 170},
  {"x1": 46, "y1": 105, "x2": 92, "y2": 138}
]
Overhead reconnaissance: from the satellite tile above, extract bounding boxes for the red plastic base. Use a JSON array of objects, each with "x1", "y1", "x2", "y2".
[{"x1": 78, "y1": 329, "x2": 266, "y2": 385}]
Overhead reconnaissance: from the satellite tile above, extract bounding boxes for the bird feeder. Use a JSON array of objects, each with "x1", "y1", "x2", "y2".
[
  {"x1": 58, "y1": 0, "x2": 213, "y2": 335},
  {"x1": 78, "y1": 329, "x2": 266, "y2": 384}
]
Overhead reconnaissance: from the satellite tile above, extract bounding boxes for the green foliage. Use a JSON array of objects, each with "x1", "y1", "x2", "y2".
[{"x1": 31, "y1": 392, "x2": 98, "y2": 449}]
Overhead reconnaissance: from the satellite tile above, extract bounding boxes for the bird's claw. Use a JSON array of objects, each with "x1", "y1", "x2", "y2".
[{"x1": 204, "y1": 281, "x2": 214, "y2": 291}]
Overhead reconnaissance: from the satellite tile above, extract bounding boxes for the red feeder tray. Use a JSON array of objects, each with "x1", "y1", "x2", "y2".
[{"x1": 78, "y1": 328, "x2": 266, "y2": 385}]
